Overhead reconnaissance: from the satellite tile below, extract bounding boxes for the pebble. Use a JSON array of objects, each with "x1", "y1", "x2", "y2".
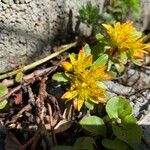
[{"x1": 1, "y1": 0, "x2": 13, "y2": 4}]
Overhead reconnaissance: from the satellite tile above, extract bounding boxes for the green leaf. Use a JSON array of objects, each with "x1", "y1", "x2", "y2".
[
  {"x1": 51, "y1": 146, "x2": 75, "y2": 150},
  {"x1": 79, "y1": 2, "x2": 100, "y2": 25},
  {"x1": 115, "y1": 63, "x2": 125, "y2": 73},
  {"x1": 120, "y1": 52, "x2": 128, "y2": 64},
  {"x1": 133, "y1": 31, "x2": 142, "y2": 38},
  {"x1": 52, "y1": 72, "x2": 69, "y2": 82},
  {"x1": 102, "y1": 138, "x2": 130, "y2": 150},
  {"x1": 123, "y1": 115, "x2": 137, "y2": 124},
  {"x1": 106, "y1": 97, "x2": 142, "y2": 149},
  {"x1": 97, "y1": 81, "x2": 108, "y2": 90},
  {"x1": 115, "y1": 0, "x2": 141, "y2": 19},
  {"x1": 84, "y1": 44, "x2": 91, "y2": 56},
  {"x1": 126, "y1": 0, "x2": 141, "y2": 18},
  {"x1": 107, "y1": 59, "x2": 114, "y2": 71},
  {"x1": 80, "y1": 116, "x2": 106, "y2": 136},
  {"x1": 0, "y1": 85, "x2": 8, "y2": 109},
  {"x1": 96, "y1": 33, "x2": 104, "y2": 41},
  {"x1": 132, "y1": 59, "x2": 142, "y2": 66},
  {"x1": 94, "y1": 54, "x2": 108, "y2": 67},
  {"x1": 92, "y1": 44, "x2": 104, "y2": 60},
  {"x1": 0, "y1": 85, "x2": 8, "y2": 96},
  {"x1": 106, "y1": 96, "x2": 132, "y2": 119},
  {"x1": 112, "y1": 117, "x2": 142, "y2": 148},
  {"x1": 84, "y1": 100, "x2": 94, "y2": 110},
  {"x1": 0, "y1": 99, "x2": 8, "y2": 109},
  {"x1": 101, "y1": 12, "x2": 115, "y2": 23},
  {"x1": 15, "y1": 71, "x2": 24, "y2": 83},
  {"x1": 74, "y1": 137, "x2": 95, "y2": 150}
]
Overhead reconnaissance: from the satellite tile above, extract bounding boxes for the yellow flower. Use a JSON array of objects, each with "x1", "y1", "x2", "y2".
[
  {"x1": 61, "y1": 48, "x2": 112, "y2": 111},
  {"x1": 61, "y1": 61, "x2": 73, "y2": 72},
  {"x1": 61, "y1": 48, "x2": 93, "y2": 74},
  {"x1": 103, "y1": 22, "x2": 150, "y2": 60},
  {"x1": 61, "y1": 72, "x2": 107, "y2": 111}
]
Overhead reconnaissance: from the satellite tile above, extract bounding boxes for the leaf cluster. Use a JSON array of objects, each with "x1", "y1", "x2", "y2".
[
  {"x1": 53, "y1": 45, "x2": 112, "y2": 110},
  {"x1": 52, "y1": 37, "x2": 145, "y2": 148},
  {"x1": 0, "y1": 84, "x2": 8, "y2": 109},
  {"x1": 78, "y1": 0, "x2": 141, "y2": 34},
  {"x1": 51, "y1": 15, "x2": 150, "y2": 148},
  {"x1": 52, "y1": 97, "x2": 141, "y2": 150},
  {"x1": 103, "y1": 0, "x2": 141, "y2": 22},
  {"x1": 79, "y1": 2, "x2": 101, "y2": 27}
]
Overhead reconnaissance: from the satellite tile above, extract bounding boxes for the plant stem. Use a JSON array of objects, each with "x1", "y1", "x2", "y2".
[{"x1": 0, "y1": 42, "x2": 77, "y2": 80}]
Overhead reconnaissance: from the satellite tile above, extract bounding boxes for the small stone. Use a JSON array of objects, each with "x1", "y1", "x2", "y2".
[
  {"x1": 24, "y1": 0, "x2": 31, "y2": 3},
  {"x1": 19, "y1": 37, "x2": 26, "y2": 44},
  {"x1": 10, "y1": 4, "x2": 19, "y2": 11},
  {"x1": 129, "y1": 101, "x2": 134, "y2": 107},
  {"x1": 2, "y1": 4, "x2": 8, "y2": 10},
  {"x1": 13, "y1": 0, "x2": 20, "y2": 4},
  {"x1": 1, "y1": 0, "x2": 13, "y2": 4},
  {"x1": 146, "y1": 93, "x2": 150, "y2": 99}
]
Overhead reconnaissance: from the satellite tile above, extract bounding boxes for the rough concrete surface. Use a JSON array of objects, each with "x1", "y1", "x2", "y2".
[
  {"x1": 0, "y1": 0, "x2": 104, "y2": 73},
  {"x1": 140, "y1": 0, "x2": 150, "y2": 30}
]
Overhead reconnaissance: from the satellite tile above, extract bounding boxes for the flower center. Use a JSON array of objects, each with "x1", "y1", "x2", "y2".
[{"x1": 81, "y1": 82, "x2": 87, "y2": 88}]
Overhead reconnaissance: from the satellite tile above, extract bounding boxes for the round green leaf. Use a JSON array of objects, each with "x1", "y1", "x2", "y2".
[
  {"x1": 84, "y1": 44, "x2": 91, "y2": 56},
  {"x1": 122, "y1": 115, "x2": 137, "y2": 124},
  {"x1": 94, "y1": 54, "x2": 108, "y2": 67},
  {"x1": 106, "y1": 96, "x2": 132, "y2": 119},
  {"x1": 107, "y1": 59, "x2": 114, "y2": 71},
  {"x1": 132, "y1": 59, "x2": 142, "y2": 66},
  {"x1": 0, "y1": 85, "x2": 8, "y2": 96},
  {"x1": 52, "y1": 72, "x2": 69, "y2": 82},
  {"x1": 0, "y1": 85, "x2": 8, "y2": 109},
  {"x1": 97, "y1": 81, "x2": 108, "y2": 90},
  {"x1": 15, "y1": 71, "x2": 24, "y2": 83},
  {"x1": 74, "y1": 137, "x2": 95, "y2": 150},
  {"x1": 80, "y1": 116, "x2": 106, "y2": 136},
  {"x1": 0, "y1": 99, "x2": 8, "y2": 109},
  {"x1": 120, "y1": 52, "x2": 128, "y2": 64},
  {"x1": 84, "y1": 100, "x2": 94, "y2": 110},
  {"x1": 96, "y1": 33, "x2": 104, "y2": 40},
  {"x1": 112, "y1": 121, "x2": 142, "y2": 148},
  {"x1": 102, "y1": 138, "x2": 130, "y2": 150},
  {"x1": 115, "y1": 63, "x2": 125, "y2": 73}
]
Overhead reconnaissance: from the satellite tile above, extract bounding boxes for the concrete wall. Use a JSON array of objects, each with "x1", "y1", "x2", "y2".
[{"x1": 0, "y1": 0, "x2": 105, "y2": 73}]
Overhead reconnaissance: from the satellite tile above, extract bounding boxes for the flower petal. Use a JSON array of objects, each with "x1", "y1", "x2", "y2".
[
  {"x1": 78, "y1": 48, "x2": 86, "y2": 62},
  {"x1": 69, "y1": 53, "x2": 76, "y2": 65},
  {"x1": 77, "y1": 97, "x2": 84, "y2": 111},
  {"x1": 61, "y1": 90, "x2": 77, "y2": 100},
  {"x1": 102, "y1": 24, "x2": 112, "y2": 30},
  {"x1": 61, "y1": 61, "x2": 73, "y2": 72}
]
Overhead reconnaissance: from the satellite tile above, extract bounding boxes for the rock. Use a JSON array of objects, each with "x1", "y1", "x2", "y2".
[
  {"x1": 1, "y1": 0, "x2": 13, "y2": 4},
  {"x1": 140, "y1": 0, "x2": 150, "y2": 30}
]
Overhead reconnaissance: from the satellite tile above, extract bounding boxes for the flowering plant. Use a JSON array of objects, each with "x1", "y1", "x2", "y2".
[
  {"x1": 103, "y1": 22, "x2": 149, "y2": 61},
  {"x1": 95, "y1": 22, "x2": 150, "y2": 72},
  {"x1": 52, "y1": 21, "x2": 149, "y2": 149},
  {"x1": 53, "y1": 48, "x2": 112, "y2": 110}
]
